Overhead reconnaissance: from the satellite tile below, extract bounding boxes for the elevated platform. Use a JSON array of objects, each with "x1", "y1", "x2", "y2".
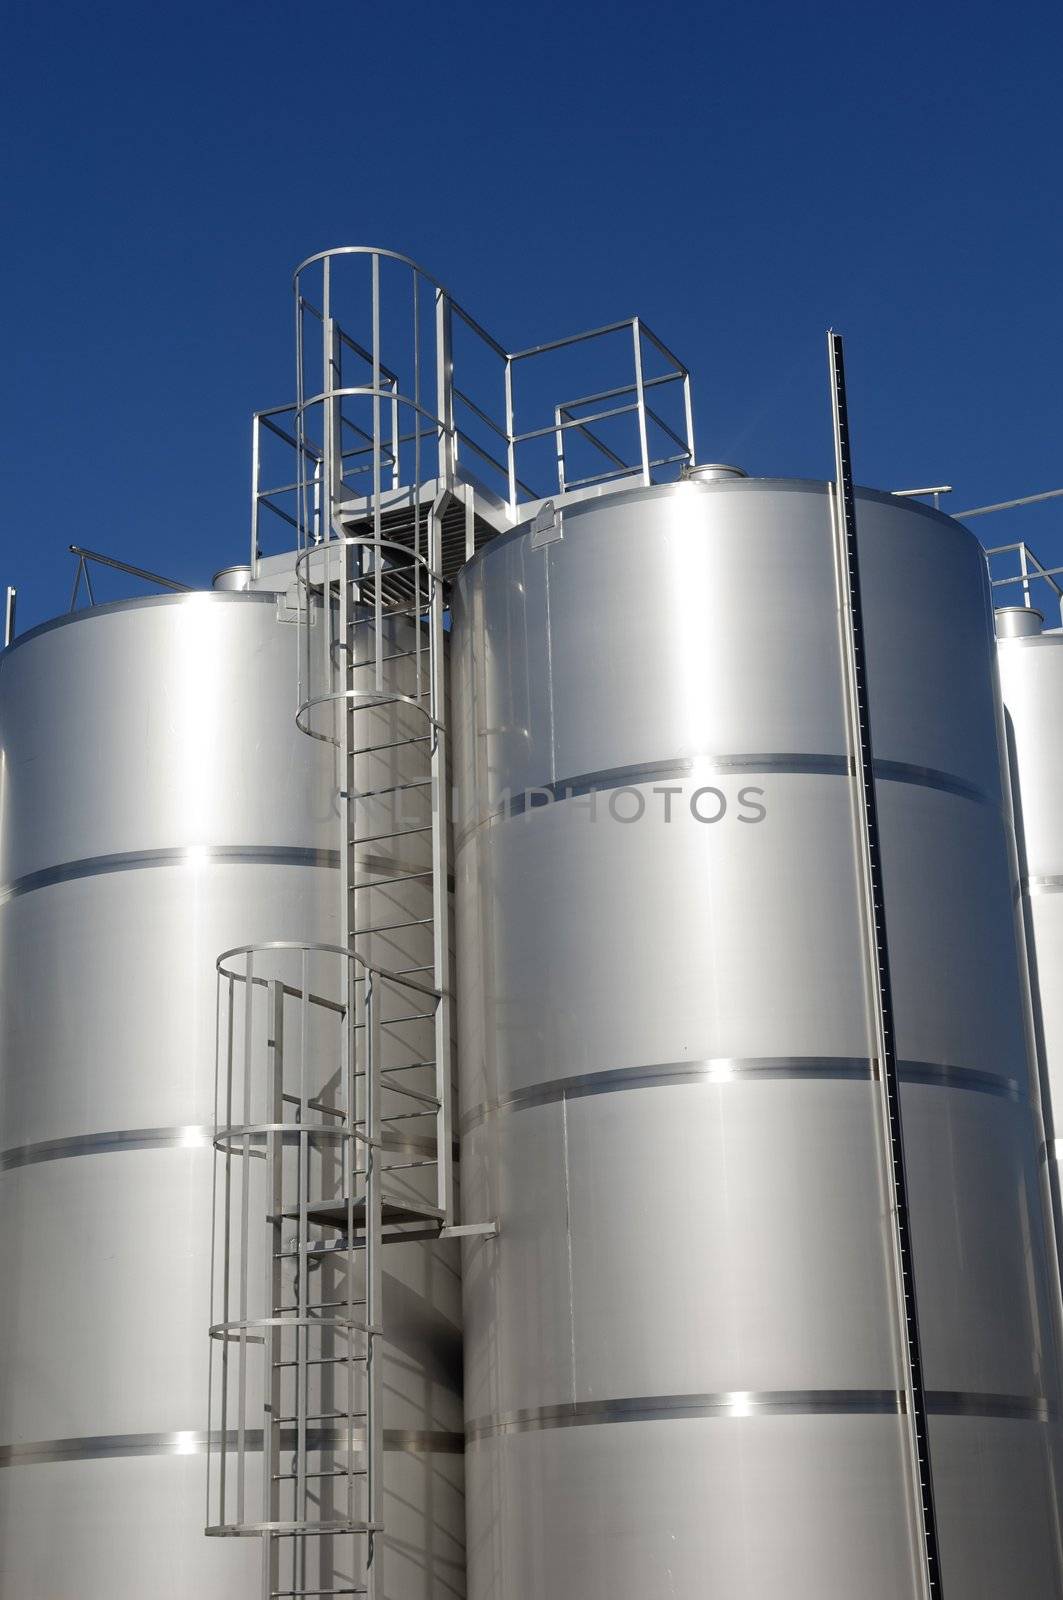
[{"x1": 284, "y1": 1194, "x2": 445, "y2": 1232}]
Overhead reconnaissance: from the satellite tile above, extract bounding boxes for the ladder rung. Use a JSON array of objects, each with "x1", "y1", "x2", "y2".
[
  {"x1": 273, "y1": 1299, "x2": 367, "y2": 1314},
  {"x1": 355, "y1": 1061, "x2": 437, "y2": 1085},
  {"x1": 350, "y1": 868, "x2": 433, "y2": 890},
  {"x1": 276, "y1": 1410, "x2": 367, "y2": 1424},
  {"x1": 346, "y1": 642, "x2": 423, "y2": 663},
  {"x1": 346, "y1": 605, "x2": 421, "y2": 625},
  {"x1": 376, "y1": 1080, "x2": 439, "y2": 1108},
  {"x1": 345, "y1": 777, "x2": 432, "y2": 800},
  {"x1": 349, "y1": 823, "x2": 432, "y2": 845},
  {"x1": 273, "y1": 1466, "x2": 369, "y2": 1482},
  {"x1": 352, "y1": 915, "x2": 433, "y2": 936},
  {"x1": 273, "y1": 1354, "x2": 365, "y2": 1370},
  {"x1": 342, "y1": 693, "x2": 430, "y2": 716},
  {"x1": 272, "y1": 1589, "x2": 367, "y2": 1597},
  {"x1": 349, "y1": 733, "x2": 431, "y2": 756},
  {"x1": 353, "y1": 1010, "x2": 435, "y2": 1026}
]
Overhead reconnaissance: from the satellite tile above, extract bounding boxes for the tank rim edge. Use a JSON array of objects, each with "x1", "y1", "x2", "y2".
[
  {"x1": 0, "y1": 589, "x2": 280, "y2": 661},
  {"x1": 454, "y1": 476, "x2": 976, "y2": 587}
]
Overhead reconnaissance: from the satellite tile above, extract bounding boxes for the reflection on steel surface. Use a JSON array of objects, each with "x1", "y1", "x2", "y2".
[
  {"x1": 464, "y1": 1389, "x2": 1054, "y2": 1442},
  {"x1": 0, "y1": 843, "x2": 340, "y2": 905},
  {"x1": 458, "y1": 1058, "x2": 1027, "y2": 1133},
  {"x1": 0, "y1": 1428, "x2": 466, "y2": 1467}
]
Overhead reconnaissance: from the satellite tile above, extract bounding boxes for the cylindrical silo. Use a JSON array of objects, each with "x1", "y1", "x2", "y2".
[
  {"x1": 451, "y1": 476, "x2": 1063, "y2": 1598},
  {"x1": 996, "y1": 606, "x2": 1063, "y2": 1321},
  {"x1": 0, "y1": 586, "x2": 464, "y2": 1598}
]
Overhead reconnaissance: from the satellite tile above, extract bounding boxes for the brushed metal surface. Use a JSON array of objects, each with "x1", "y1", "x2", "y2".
[
  {"x1": 0, "y1": 592, "x2": 464, "y2": 1597},
  {"x1": 0, "y1": 1428, "x2": 466, "y2": 1465},
  {"x1": 463, "y1": 1387, "x2": 1053, "y2": 1440},
  {"x1": 452, "y1": 477, "x2": 1063, "y2": 1598},
  {"x1": 998, "y1": 629, "x2": 1063, "y2": 1337}
]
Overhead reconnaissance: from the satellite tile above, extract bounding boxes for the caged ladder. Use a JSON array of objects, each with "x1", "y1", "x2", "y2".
[
  {"x1": 207, "y1": 244, "x2": 689, "y2": 1596},
  {"x1": 207, "y1": 250, "x2": 463, "y2": 1600}
]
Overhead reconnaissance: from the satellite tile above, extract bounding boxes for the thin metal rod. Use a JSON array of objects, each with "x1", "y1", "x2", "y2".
[
  {"x1": 237, "y1": 951, "x2": 254, "y2": 1524},
  {"x1": 957, "y1": 487, "x2": 1063, "y2": 517},
  {"x1": 3, "y1": 586, "x2": 15, "y2": 648},
  {"x1": 827, "y1": 330, "x2": 942, "y2": 1600},
  {"x1": 631, "y1": 319, "x2": 651, "y2": 487},
  {"x1": 263, "y1": 981, "x2": 284, "y2": 1597},
  {"x1": 991, "y1": 564, "x2": 1063, "y2": 595},
  {"x1": 372, "y1": 254, "x2": 383, "y2": 693},
  {"x1": 504, "y1": 357, "x2": 516, "y2": 510},
  {"x1": 365, "y1": 973, "x2": 384, "y2": 1600},
  {"x1": 296, "y1": 946, "x2": 309, "y2": 1586},
  {"x1": 508, "y1": 315, "x2": 644, "y2": 361},
  {"x1": 67, "y1": 545, "x2": 191, "y2": 592},
  {"x1": 682, "y1": 371, "x2": 696, "y2": 464},
  {"x1": 250, "y1": 413, "x2": 262, "y2": 578}
]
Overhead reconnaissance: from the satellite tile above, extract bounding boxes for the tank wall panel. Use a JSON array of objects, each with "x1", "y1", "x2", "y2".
[
  {"x1": 0, "y1": 594, "x2": 464, "y2": 1598},
  {"x1": 453, "y1": 480, "x2": 1063, "y2": 1598}
]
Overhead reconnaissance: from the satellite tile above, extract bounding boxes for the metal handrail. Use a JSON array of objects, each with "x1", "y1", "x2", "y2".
[
  {"x1": 248, "y1": 247, "x2": 697, "y2": 576},
  {"x1": 68, "y1": 545, "x2": 191, "y2": 611},
  {"x1": 277, "y1": 244, "x2": 695, "y2": 535},
  {"x1": 960, "y1": 488, "x2": 1063, "y2": 518},
  {"x1": 215, "y1": 938, "x2": 441, "y2": 1010},
  {"x1": 985, "y1": 539, "x2": 1063, "y2": 624}
]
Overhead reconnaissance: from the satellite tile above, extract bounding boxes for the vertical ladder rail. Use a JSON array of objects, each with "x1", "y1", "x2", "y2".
[
  {"x1": 296, "y1": 948, "x2": 310, "y2": 1599},
  {"x1": 429, "y1": 492, "x2": 454, "y2": 1225},
  {"x1": 364, "y1": 973, "x2": 384, "y2": 1600},
  {"x1": 263, "y1": 979, "x2": 284, "y2": 1600},
  {"x1": 827, "y1": 330, "x2": 943, "y2": 1600},
  {"x1": 273, "y1": 250, "x2": 457, "y2": 1594}
]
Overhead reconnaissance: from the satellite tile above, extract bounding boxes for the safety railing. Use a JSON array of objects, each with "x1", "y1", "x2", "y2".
[
  {"x1": 986, "y1": 540, "x2": 1063, "y2": 627},
  {"x1": 68, "y1": 544, "x2": 190, "y2": 610},
  {"x1": 516, "y1": 317, "x2": 694, "y2": 496},
  {"x1": 249, "y1": 246, "x2": 695, "y2": 569}
]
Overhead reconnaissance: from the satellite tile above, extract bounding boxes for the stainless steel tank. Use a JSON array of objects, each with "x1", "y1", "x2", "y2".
[
  {"x1": 451, "y1": 477, "x2": 1063, "y2": 1598},
  {"x1": 0, "y1": 587, "x2": 464, "y2": 1597},
  {"x1": 996, "y1": 605, "x2": 1063, "y2": 1314}
]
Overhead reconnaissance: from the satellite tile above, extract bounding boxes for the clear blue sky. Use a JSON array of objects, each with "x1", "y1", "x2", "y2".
[{"x1": 3, "y1": 0, "x2": 1062, "y2": 630}]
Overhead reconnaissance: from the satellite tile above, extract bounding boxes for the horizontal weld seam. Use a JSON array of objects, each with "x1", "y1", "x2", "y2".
[
  {"x1": 464, "y1": 1390, "x2": 1052, "y2": 1441},
  {"x1": 1, "y1": 1124, "x2": 451, "y2": 1171},
  {"x1": 0, "y1": 845, "x2": 341, "y2": 905},
  {"x1": 0, "y1": 1427, "x2": 465, "y2": 1467},
  {"x1": 453, "y1": 752, "x2": 1000, "y2": 850},
  {"x1": 459, "y1": 1059, "x2": 1026, "y2": 1134}
]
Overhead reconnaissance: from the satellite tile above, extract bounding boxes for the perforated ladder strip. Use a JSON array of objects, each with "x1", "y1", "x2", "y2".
[{"x1": 828, "y1": 331, "x2": 943, "y2": 1598}]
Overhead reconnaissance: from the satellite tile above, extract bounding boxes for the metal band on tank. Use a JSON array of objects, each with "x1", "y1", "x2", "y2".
[
  {"x1": 459, "y1": 1057, "x2": 1025, "y2": 1134},
  {"x1": 1, "y1": 1123, "x2": 447, "y2": 1171},
  {"x1": 0, "y1": 1427, "x2": 465, "y2": 1467},
  {"x1": 463, "y1": 1389, "x2": 1052, "y2": 1442},
  {"x1": 0, "y1": 844, "x2": 341, "y2": 906},
  {"x1": 1026, "y1": 876, "x2": 1063, "y2": 894},
  {"x1": 454, "y1": 753, "x2": 1000, "y2": 851},
  {"x1": 1, "y1": 1125, "x2": 212, "y2": 1169}
]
